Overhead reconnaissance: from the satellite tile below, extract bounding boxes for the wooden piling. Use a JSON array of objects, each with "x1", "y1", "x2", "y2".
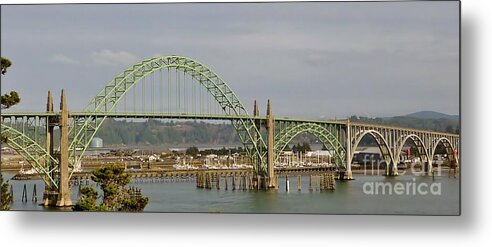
[
  {"x1": 207, "y1": 173, "x2": 212, "y2": 189},
  {"x1": 77, "y1": 184, "x2": 82, "y2": 198},
  {"x1": 32, "y1": 184, "x2": 37, "y2": 202},
  {"x1": 297, "y1": 175, "x2": 302, "y2": 191},
  {"x1": 22, "y1": 184, "x2": 27, "y2": 203},
  {"x1": 309, "y1": 175, "x2": 313, "y2": 191},
  {"x1": 9, "y1": 184, "x2": 13, "y2": 199},
  {"x1": 243, "y1": 176, "x2": 247, "y2": 190},
  {"x1": 285, "y1": 175, "x2": 290, "y2": 192},
  {"x1": 216, "y1": 173, "x2": 220, "y2": 190}
]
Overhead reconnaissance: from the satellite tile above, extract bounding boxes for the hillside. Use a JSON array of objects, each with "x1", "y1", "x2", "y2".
[
  {"x1": 96, "y1": 111, "x2": 459, "y2": 147},
  {"x1": 96, "y1": 119, "x2": 241, "y2": 146},
  {"x1": 401, "y1": 111, "x2": 459, "y2": 120},
  {"x1": 350, "y1": 112, "x2": 459, "y2": 134}
]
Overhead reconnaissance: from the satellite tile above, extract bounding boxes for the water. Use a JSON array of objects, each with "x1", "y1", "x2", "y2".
[{"x1": 2, "y1": 172, "x2": 459, "y2": 215}]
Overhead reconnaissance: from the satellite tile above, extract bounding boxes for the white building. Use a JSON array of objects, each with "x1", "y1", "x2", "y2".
[{"x1": 305, "y1": 150, "x2": 332, "y2": 157}]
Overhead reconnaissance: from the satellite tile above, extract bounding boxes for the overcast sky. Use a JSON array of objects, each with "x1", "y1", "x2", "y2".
[{"x1": 1, "y1": 2, "x2": 459, "y2": 118}]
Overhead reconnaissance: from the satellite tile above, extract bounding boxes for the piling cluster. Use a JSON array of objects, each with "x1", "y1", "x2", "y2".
[
  {"x1": 196, "y1": 172, "x2": 257, "y2": 190},
  {"x1": 195, "y1": 171, "x2": 336, "y2": 191},
  {"x1": 18, "y1": 184, "x2": 38, "y2": 203}
]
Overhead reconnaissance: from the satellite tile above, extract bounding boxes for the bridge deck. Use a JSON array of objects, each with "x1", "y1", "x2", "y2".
[{"x1": 1, "y1": 111, "x2": 459, "y2": 136}]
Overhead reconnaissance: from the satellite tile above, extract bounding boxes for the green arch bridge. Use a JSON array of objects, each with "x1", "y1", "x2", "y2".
[{"x1": 0, "y1": 55, "x2": 459, "y2": 206}]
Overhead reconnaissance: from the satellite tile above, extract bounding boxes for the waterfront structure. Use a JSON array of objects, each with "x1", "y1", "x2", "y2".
[{"x1": 0, "y1": 55, "x2": 459, "y2": 206}]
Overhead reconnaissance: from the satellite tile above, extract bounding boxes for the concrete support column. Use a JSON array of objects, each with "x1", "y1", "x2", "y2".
[
  {"x1": 385, "y1": 159, "x2": 398, "y2": 176},
  {"x1": 345, "y1": 120, "x2": 353, "y2": 180},
  {"x1": 453, "y1": 147, "x2": 459, "y2": 175},
  {"x1": 43, "y1": 91, "x2": 58, "y2": 206},
  {"x1": 266, "y1": 99, "x2": 276, "y2": 188},
  {"x1": 426, "y1": 158, "x2": 433, "y2": 176},
  {"x1": 56, "y1": 89, "x2": 72, "y2": 207},
  {"x1": 392, "y1": 161, "x2": 399, "y2": 176}
]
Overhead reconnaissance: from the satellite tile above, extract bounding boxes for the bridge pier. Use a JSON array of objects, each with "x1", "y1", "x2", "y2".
[
  {"x1": 385, "y1": 162, "x2": 399, "y2": 176},
  {"x1": 345, "y1": 170, "x2": 353, "y2": 180},
  {"x1": 424, "y1": 160, "x2": 433, "y2": 176},
  {"x1": 42, "y1": 189, "x2": 58, "y2": 206},
  {"x1": 55, "y1": 90, "x2": 72, "y2": 207},
  {"x1": 266, "y1": 100, "x2": 277, "y2": 189},
  {"x1": 42, "y1": 90, "x2": 63, "y2": 206},
  {"x1": 344, "y1": 120, "x2": 354, "y2": 180}
]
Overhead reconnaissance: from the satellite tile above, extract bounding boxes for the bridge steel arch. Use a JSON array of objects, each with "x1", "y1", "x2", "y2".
[
  {"x1": 349, "y1": 128, "x2": 397, "y2": 175},
  {"x1": 394, "y1": 134, "x2": 431, "y2": 168},
  {"x1": 1, "y1": 124, "x2": 58, "y2": 189},
  {"x1": 430, "y1": 136, "x2": 459, "y2": 166},
  {"x1": 68, "y1": 56, "x2": 268, "y2": 176},
  {"x1": 273, "y1": 122, "x2": 346, "y2": 169},
  {"x1": 347, "y1": 122, "x2": 460, "y2": 177}
]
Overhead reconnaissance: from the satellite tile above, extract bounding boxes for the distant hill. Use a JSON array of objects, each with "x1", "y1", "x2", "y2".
[
  {"x1": 401, "y1": 111, "x2": 459, "y2": 120},
  {"x1": 95, "y1": 111, "x2": 459, "y2": 147},
  {"x1": 350, "y1": 111, "x2": 459, "y2": 134},
  {"x1": 96, "y1": 119, "x2": 241, "y2": 147}
]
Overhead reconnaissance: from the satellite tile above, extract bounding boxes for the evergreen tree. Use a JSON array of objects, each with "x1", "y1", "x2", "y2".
[
  {"x1": 302, "y1": 142, "x2": 311, "y2": 153},
  {"x1": 1, "y1": 57, "x2": 18, "y2": 210},
  {"x1": 73, "y1": 164, "x2": 149, "y2": 212},
  {"x1": 186, "y1": 146, "x2": 199, "y2": 157},
  {"x1": 0, "y1": 174, "x2": 13, "y2": 210}
]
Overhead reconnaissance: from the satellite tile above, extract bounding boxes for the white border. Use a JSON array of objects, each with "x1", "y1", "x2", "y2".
[{"x1": 2, "y1": 0, "x2": 491, "y2": 246}]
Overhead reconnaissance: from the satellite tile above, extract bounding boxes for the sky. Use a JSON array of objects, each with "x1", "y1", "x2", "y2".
[{"x1": 0, "y1": 1, "x2": 459, "y2": 119}]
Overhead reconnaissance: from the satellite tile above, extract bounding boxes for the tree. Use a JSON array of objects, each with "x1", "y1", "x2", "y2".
[
  {"x1": 73, "y1": 164, "x2": 149, "y2": 212},
  {"x1": 185, "y1": 146, "x2": 199, "y2": 157},
  {"x1": 0, "y1": 174, "x2": 13, "y2": 210},
  {"x1": 1, "y1": 91, "x2": 20, "y2": 110},
  {"x1": 0, "y1": 57, "x2": 19, "y2": 111},
  {"x1": 292, "y1": 143, "x2": 299, "y2": 153},
  {"x1": 72, "y1": 187, "x2": 98, "y2": 211},
  {"x1": 292, "y1": 142, "x2": 311, "y2": 154},
  {"x1": 1, "y1": 57, "x2": 12, "y2": 75},
  {"x1": 302, "y1": 142, "x2": 311, "y2": 153},
  {"x1": 1, "y1": 57, "x2": 18, "y2": 210},
  {"x1": 445, "y1": 125, "x2": 454, "y2": 133}
]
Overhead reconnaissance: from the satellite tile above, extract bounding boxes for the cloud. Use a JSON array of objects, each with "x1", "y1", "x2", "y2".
[
  {"x1": 2, "y1": 3, "x2": 459, "y2": 116},
  {"x1": 90, "y1": 49, "x2": 137, "y2": 66},
  {"x1": 52, "y1": 54, "x2": 78, "y2": 64}
]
